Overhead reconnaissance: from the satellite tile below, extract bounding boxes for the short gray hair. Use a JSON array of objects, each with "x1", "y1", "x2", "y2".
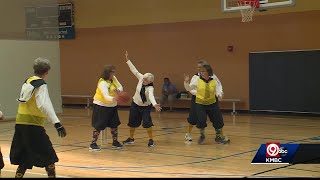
[
  {"x1": 33, "y1": 57, "x2": 51, "y2": 76},
  {"x1": 143, "y1": 73, "x2": 154, "y2": 82}
]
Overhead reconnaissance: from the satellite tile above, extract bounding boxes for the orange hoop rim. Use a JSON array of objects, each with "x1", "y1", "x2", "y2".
[{"x1": 237, "y1": 0, "x2": 260, "y2": 8}]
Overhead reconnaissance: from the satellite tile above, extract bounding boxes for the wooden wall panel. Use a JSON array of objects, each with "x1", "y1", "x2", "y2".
[{"x1": 60, "y1": 10, "x2": 320, "y2": 110}]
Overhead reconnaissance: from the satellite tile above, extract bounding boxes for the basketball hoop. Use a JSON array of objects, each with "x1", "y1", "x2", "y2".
[{"x1": 237, "y1": 0, "x2": 260, "y2": 22}]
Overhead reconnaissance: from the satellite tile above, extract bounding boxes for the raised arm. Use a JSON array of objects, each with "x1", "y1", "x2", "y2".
[
  {"x1": 188, "y1": 74, "x2": 198, "y2": 95},
  {"x1": 125, "y1": 51, "x2": 143, "y2": 79},
  {"x1": 184, "y1": 74, "x2": 198, "y2": 94}
]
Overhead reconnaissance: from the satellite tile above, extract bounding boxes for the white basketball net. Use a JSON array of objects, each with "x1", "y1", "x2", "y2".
[{"x1": 237, "y1": 0, "x2": 259, "y2": 22}]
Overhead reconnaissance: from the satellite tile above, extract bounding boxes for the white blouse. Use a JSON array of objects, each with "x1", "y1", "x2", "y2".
[
  {"x1": 93, "y1": 76, "x2": 123, "y2": 107},
  {"x1": 126, "y1": 60, "x2": 157, "y2": 106},
  {"x1": 184, "y1": 73, "x2": 224, "y2": 97},
  {"x1": 34, "y1": 84, "x2": 60, "y2": 124}
]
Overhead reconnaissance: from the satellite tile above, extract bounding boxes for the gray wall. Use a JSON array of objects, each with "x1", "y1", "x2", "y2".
[
  {"x1": 0, "y1": 0, "x2": 59, "y2": 39},
  {"x1": 0, "y1": 40, "x2": 62, "y2": 119}
]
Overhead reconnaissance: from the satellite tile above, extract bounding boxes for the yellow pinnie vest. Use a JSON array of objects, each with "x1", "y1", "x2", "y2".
[
  {"x1": 16, "y1": 76, "x2": 46, "y2": 127},
  {"x1": 196, "y1": 77, "x2": 217, "y2": 105},
  {"x1": 94, "y1": 77, "x2": 119, "y2": 104}
]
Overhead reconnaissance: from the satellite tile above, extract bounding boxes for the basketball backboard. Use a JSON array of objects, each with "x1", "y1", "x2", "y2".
[{"x1": 222, "y1": 0, "x2": 295, "y2": 12}]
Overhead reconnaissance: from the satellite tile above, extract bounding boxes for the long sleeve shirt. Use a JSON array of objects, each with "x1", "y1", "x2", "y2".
[
  {"x1": 126, "y1": 60, "x2": 157, "y2": 106},
  {"x1": 184, "y1": 73, "x2": 223, "y2": 97},
  {"x1": 93, "y1": 76, "x2": 123, "y2": 107},
  {"x1": 162, "y1": 83, "x2": 178, "y2": 95},
  {"x1": 35, "y1": 84, "x2": 60, "y2": 124}
]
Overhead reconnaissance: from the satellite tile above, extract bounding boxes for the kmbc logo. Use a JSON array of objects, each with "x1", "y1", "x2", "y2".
[
  {"x1": 265, "y1": 142, "x2": 288, "y2": 163},
  {"x1": 266, "y1": 142, "x2": 280, "y2": 157}
]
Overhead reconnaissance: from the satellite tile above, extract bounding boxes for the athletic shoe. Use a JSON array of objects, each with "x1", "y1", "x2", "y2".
[
  {"x1": 89, "y1": 143, "x2": 101, "y2": 151},
  {"x1": 123, "y1": 137, "x2": 135, "y2": 145},
  {"x1": 185, "y1": 133, "x2": 192, "y2": 141},
  {"x1": 215, "y1": 136, "x2": 230, "y2": 144},
  {"x1": 112, "y1": 140, "x2": 123, "y2": 149},
  {"x1": 148, "y1": 139, "x2": 155, "y2": 147}
]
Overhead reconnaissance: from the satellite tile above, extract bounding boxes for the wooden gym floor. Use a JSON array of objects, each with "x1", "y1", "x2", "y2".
[{"x1": 0, "y1": 107, "x2": 319, "y2": 178}]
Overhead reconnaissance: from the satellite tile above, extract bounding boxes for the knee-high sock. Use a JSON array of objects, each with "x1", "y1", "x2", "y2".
[
  {"x1": 15, "y1": 165, "x2": 27, "y2": 178},
  {"x1": 91, "y1": 129, "x2": 101, "y2": 144},
  {"x1": 200, "y1": 128, "x2": 205, "y2": 136},
  {"x1": 111, "y1": 128, "x2": 118, "y2": 141},
  {"x1": 215, "y1": 128, "x2": 224, "y2": 138},
  {"x1": 186, "y1": 124, "x2": 193, "y2": 134},
  {"x1": 146, "y1": 127, "x2": 153, "y2": 139},
  {"x1": 45, "y1": 164, "x2": 56, "y2": 178},
  {"x1": 129, "y1": 128, "x2": 135, "y2": 139}
]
